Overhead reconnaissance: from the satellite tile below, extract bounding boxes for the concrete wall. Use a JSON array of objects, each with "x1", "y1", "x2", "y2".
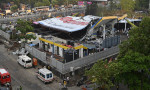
[
  {"x1": 49, "y1": 46, "x2": 119, "y2": 74},
  {"x1": 25, "y1": 44, "x2": 47, "y2": 63},
  {"x1": 0, "y1": 30, "x2": 10, "y2": 40}
]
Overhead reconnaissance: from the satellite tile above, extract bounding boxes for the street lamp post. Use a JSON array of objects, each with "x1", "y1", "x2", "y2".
[
  {"x1": 66, "y1": 0, "x2": 68, "y2": 16},
  {"x1": 149, "y1": 0, "x2": 150, "y2": 10}
]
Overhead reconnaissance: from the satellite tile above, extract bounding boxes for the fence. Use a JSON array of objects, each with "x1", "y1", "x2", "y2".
[
  {"x1": 0, "y1": 30, "x2": 10, "y2": 40},
  {"x1": 25, "y1": 44, "x2": 47, "y2": 63},
  {"x1": 50, "y1": 46, "x2": 119, "y2": 74}
]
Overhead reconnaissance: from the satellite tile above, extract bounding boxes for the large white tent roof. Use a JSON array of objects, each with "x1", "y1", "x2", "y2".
[
  {"x1": 119, "y1": 18, "x2": 142, "y2": 23},
  {"x1": 38, "y1": 15, "x2": 100, "y2": 32}
]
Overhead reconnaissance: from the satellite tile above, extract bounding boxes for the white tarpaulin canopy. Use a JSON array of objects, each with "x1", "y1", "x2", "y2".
[
  {"x1": 119, "y1": 18, "x2": 142, "y2": 23},
  {"x1": 38, "y1": 15, "x2": 100, "y2": 32}
]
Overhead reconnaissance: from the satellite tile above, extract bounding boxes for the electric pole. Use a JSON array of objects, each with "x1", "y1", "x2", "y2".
[{"x1": 149, "y1": 0, "x2": 150, "y2": 10}]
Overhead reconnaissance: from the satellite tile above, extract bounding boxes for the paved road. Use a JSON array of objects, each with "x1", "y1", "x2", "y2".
[
  {"x1": 0, "y1": 9, "x2": 85, "y2": 23},
  {"x1": 0, "y1": 44, "x2": 53, "y2": 90},
  {"x1": 0, "y1": 44, "x2": 81, "y2": 90}
]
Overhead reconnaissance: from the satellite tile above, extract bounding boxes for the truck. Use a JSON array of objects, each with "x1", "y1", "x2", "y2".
[
  {"x1": 0, "y1": 68, "x2": 11, "y2": 86},
  {"x1": 37, "y1": 67, "x2": 54, "y2": 84}
]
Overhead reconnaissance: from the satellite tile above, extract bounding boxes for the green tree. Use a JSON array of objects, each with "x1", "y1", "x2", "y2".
[
  {"x1": 10, "y1": 5, "x2": 18, "y2": 12},
  {"x1": 109, "y1": 1, "x2": 117, "y2": 11},
  {"x1": 52, "y1": 0, "x2": 58, "y2": 6},
  {"x1": 116, "y1": 17, "x2": 150, "y2": 89},
  {"x1": 86, "y1": 2, "x2": 98, "y2": 15},
  {"x1": 16, "y1": 19, "x2": 35, "y2": 41},
  {"x1": 34, "y1": 0, "x2": 50, "y2": 7},
  {"x1": 85, "y1": 60, "x2": 121, "y2": 89},
  {"x1": 120, "y1": 0, "x2": 135, "y2": 12},
  {"x1": 34, "y1": 2, "x2": 44, "y2": 7},
  {"x1": 85, "y1": 17, "x2": 150, "y2": 90},
  {"x1": 135, "y1": 0, "x2": 149, "y2": 10},
  {"x1": 42, "y1": 0, "x2": 50, "y2": 6}
]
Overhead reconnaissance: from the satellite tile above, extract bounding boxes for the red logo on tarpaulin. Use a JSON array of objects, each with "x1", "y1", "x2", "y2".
[
  {"x1": 78, "y1": 1, "x2": 84, "y2": 5},
  {"x1": 87, "y1": 1, "x2": 92, "y2": 4},
  {"x1": 60, "y1": 17, "x2": 88, "y2": 25}
]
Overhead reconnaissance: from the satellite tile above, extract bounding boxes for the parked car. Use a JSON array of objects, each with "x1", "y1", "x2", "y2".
[
  {"x1": 17, "y1": 55, "x2": 32, "y2": 68},
  {"x1": 0, "y1": 68, "x2": 11, "y2": 86},
  {"x1": 12, "y1": 12, "x2": 18, "y2": 17},
  {"x1": 20, "y1": 12, "x2": 26, "y2": 16}
]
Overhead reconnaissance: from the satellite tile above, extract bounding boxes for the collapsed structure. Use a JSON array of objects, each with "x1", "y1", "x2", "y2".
[
  {"x1": 28, "y1": 14, "x2": 141, "y2": 74},
  {"x1": 34, "y1": 15, "x2": 120, "y2": 62}
]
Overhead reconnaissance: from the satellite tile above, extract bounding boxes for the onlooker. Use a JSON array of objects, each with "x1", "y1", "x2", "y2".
[
  {"x1": 63, "y1": 80, "x2": 67, "y2": 88},
  {"x1": 59, "y1": 82, "x2": 62, "y2": 90},
  {"x1": 66, "y1": 76, "x2": 69, "y2": 84}
]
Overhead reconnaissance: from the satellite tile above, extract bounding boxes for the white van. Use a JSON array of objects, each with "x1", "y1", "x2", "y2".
[
  {"x1": 37, "y1": 68, "x2": 54, "y2": 83},
  {"x1": 17, "y1": 55, "x2": 32, "y2": 68}
]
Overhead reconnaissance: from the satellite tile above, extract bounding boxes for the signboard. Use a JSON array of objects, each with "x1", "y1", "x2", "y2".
[
  {"x1": 78, "y1": 1, "x2": 92, "y2": 5},
  {"x1": 38, "y1": 16, "x2": 93, "y2": 32},
  {"x1": 87, "y1": 1, "x2": 92, "y2": 4},
  {"x1": 59, "y1": 17, "x2": 88, "y2": 25},
  {"x1": 78, "y1": 1, "x2": 84, "y2": 6}
]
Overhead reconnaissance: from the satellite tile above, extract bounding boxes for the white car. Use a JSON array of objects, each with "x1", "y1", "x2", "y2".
[
  {"x1": 20, "y1": 12, "x2": 26, "y2": 16},
  {"x1": 17, "y1": 55, "x2": 32, "y2": 68},
  {"x1": 12, "y1": 12, "x2": 18, "y2": 17}
]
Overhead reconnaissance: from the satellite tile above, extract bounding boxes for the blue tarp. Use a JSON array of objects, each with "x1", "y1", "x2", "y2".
[
  {"x1": 29, "y1": 44, "x2": 35, "y2": 47},
  {"x1": 83, "y1": 44, "x2": 96, "y2": 49}
]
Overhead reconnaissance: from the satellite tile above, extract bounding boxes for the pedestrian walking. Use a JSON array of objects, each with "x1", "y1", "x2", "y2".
[
  {"x1": 63, "y1": 80, "x2": 67, "y2": 88},
  {"x1": 59, "y1": 82, "x2": 62, "y2": 90},
  {"x1": 66, "y1": 76, "x2": 69, "y2": 84}
]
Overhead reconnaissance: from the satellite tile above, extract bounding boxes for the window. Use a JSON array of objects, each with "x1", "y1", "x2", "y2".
[
  {"x1": 47, "y1": 73, "x2": 52, "y2": 78},
  {"x1": 49, "y1": 73, "x2": 52, "y2": 78},
  {"x1": 42, "y1": 74, "x2": 45, "y2": 78},
  {"x1": 47, "y1": 74, "x2": 50, "y2": 78},
  {"x1": 2, "y1": 76, "x2": 6, "y2": 79},
  {"x1": 7, "y1": 75, "x2": 10, "y2": 78},
  {"x1": 22, "y1": 60, "x2": 25, "y2": 62},
  {"x1": 26, "y1": 60, "x2": 31, "y2": 63},
  {"x1": 40, "y1": 73, "x2": 45, "y2": 78}
]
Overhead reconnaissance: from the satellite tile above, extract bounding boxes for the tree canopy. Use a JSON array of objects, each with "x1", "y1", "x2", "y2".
[
  {"x1": 34, "y1": 0, "x2": 50, "y2": 7},
  {"x1": 10, "y1": 5, "x2": 18, "y2": 12},
  {"x1": 85, "y1": 60, "x2": 121, "y2": 89},
  {"x1": 135, "y1": 0, "x2": 149, "y2": 10},
  {"x1": 120, "y1": 0, "x2": 135, "y2": 12},
  {"x1": 16, "y1": 19, "x2": 35, "y2": 41},
  {"x1": 86, "y1": 17, "x2": 150, "y2": 90}
]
